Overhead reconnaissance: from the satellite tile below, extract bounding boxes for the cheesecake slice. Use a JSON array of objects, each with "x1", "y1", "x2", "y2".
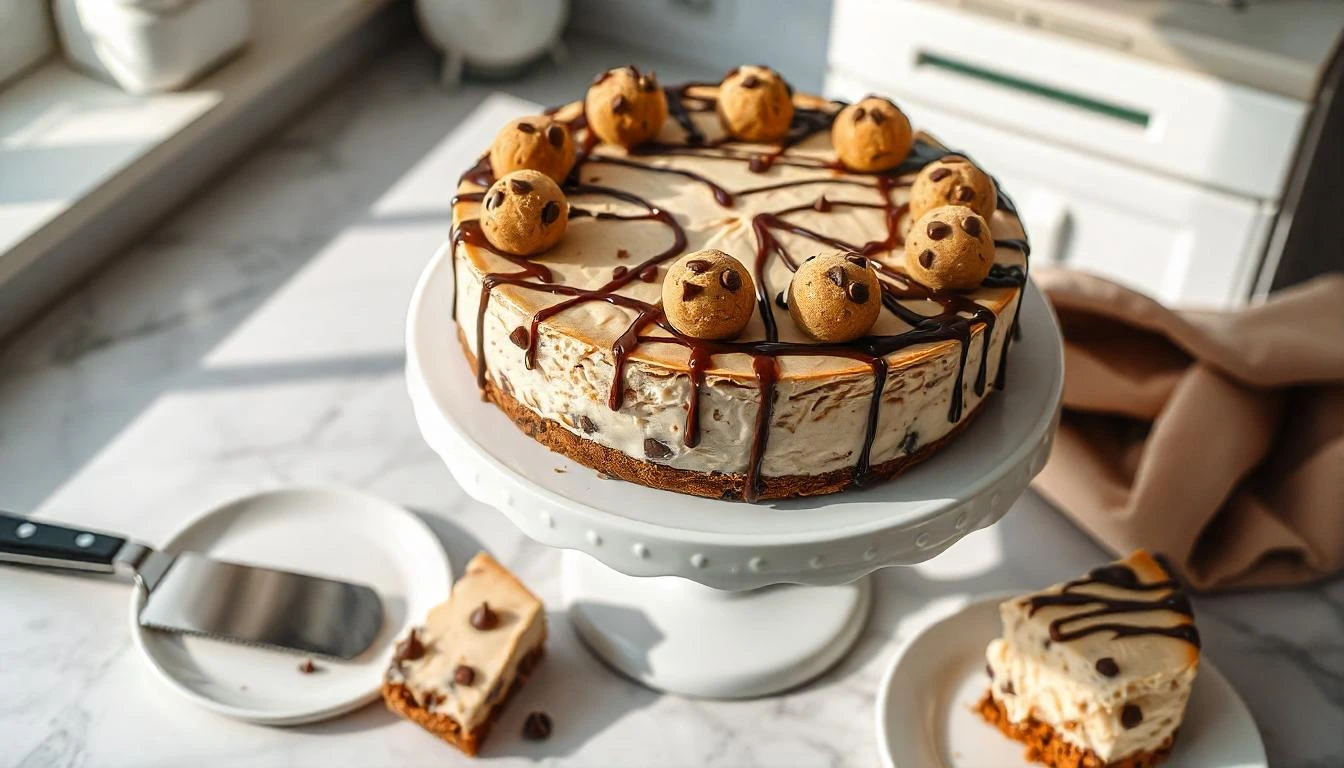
[
  {"x1": 382, "y1": 552, "x2": 547, "y2": 756},
  {"x1": 979, "y1": 551, "x2": 1200, "y2": 768}
]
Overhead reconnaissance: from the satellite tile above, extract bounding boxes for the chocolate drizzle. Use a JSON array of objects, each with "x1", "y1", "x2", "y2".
[
  {"x1": 1027, "y1": 562, "x2": 1202, "y2": 649},
  {"x1": 450, "y1": 83, "x2": 1030, "y2": 501}
]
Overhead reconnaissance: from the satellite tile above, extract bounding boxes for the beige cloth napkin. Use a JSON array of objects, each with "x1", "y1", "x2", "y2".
[{"x1": 1031, "y1": 269, "x2": 1344, "y2": 591}]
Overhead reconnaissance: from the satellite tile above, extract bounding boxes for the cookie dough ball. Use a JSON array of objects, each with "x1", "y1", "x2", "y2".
[
  {"x1": 905, "y1": 206, "x2": 995, "y2": 292},
  {"x1": 788, "y1": 251, "x2": 882, "y2": 343},
  {"x1": 909, "y1": 154, "x2": 997, "y2": 221},
  {"x1": 717, "y1": 65, "x2": 794, "y2": 143},
  {"x1": 662, "y1": 249, "x2": 755, "y2": 340},
  {"x1": 480, "y1": 170, "x2": 568, "y2": 256},
  {"x1": 585, "y1": 66, "x2": 668, "y2": 148},
  {"x1": 489, "y1": 116, "x2": 575, "y2": 183},
  {"x1": 831, "y1": 96, "x2": 913, "y2": 172}
]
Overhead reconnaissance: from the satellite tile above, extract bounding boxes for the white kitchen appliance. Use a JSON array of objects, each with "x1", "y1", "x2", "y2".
[
  {"x1": 414, "y1": 0, "x2": 568, "y2": 87},
  {"x1": 827, "y1": 0, "x2": 1344, "y2": 308},
  {"x1": 53, "y1": 0, "x2": 251, "y2": 94}
]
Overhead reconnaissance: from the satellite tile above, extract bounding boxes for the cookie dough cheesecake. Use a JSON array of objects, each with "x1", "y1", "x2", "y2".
[
  {"x1": 979, "y1": 551, "x2": 1201, "y2": 767},
  {"x1": 382, "y1": 552, "x2": 546, "y2": 756},
  {"x1": 445, "y1": 65, "x2": 1030, "y2": 501}
]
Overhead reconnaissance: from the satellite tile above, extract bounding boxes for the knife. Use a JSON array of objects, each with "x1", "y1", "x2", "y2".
[{"x1": 0, "y1": 512, "x2": 383, "y2": 660}]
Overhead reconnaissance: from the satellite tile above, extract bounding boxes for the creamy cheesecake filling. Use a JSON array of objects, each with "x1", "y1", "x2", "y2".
[
  {"x1": 389, "y1": 554, "x2": 546, "y2": 731},
  {"x1": 455, "y1": 240, "x2": 1014, "y2": 476},
  {"x1": 986, "y1": 638, "x2": 1195, "y2": 762}
]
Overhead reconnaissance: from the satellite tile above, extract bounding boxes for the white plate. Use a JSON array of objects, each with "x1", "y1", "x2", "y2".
[
  {"x1": 876, "y1": 593, "x2": 1266, "y2": 768},
  {"x1": 130, "y1": 487, "x2": 451, "y2": 725}
]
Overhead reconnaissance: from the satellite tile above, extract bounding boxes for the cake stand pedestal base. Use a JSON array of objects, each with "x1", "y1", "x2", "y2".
[{"x1": 561, "y1": 550, "x2": 872, "y2": 699}]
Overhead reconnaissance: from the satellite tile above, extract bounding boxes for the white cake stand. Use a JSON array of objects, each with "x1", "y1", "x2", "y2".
[{"x1": 405, "y1": 244, "x2": 1063, "y2": 698}]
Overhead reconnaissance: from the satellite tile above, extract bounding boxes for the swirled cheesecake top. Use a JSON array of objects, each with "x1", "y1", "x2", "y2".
[{"x1": 451, "y1": 85, "x2": 1029, "y2": 382}]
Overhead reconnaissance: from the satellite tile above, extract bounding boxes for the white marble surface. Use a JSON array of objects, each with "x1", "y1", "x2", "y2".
[{"x1": 1, "y1": 37, "x2": 1342, "y2": 768}]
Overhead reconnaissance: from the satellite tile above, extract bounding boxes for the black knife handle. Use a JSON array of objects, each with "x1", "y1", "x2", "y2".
[{"x1": 0, "y1": 512, "x2": 126, "y2": 571}]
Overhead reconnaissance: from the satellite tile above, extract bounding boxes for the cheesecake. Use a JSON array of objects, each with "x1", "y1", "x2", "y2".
[
  {"x1": 382, "y1": 552, "x2": 546, "y2": 756},
  {"x1": 979, "y1": 551, "x2": 1201, "y2": 767},
  {"x1": 445, "y1": 69, "x2": 1030, "y2": 501}
]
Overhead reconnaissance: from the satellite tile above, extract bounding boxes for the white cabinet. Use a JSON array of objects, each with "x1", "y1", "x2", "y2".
[
  {"x1": 826, "y1": 0, "x2": 1312, "y2": 309},
  {"x1": 829, "y1": 71, "x2": 1274, "y2": 306}
]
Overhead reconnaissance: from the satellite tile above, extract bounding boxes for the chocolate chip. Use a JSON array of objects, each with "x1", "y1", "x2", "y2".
[
  {"x1": 298, "y1": 658, "x2": 319, "y2": 674},
  {"x1": 826, "y1": 266, "x2": 848, "y2": 287},
  {"x1": 516, "y1": 122, "x2": 536, "y2": 134},
  {"x1": 1002, "y1": 681, "x2": 1015, "y2": 695},
  {"x1": 900, "y1": 431, "x2": 919, "y2": 453},
  {"x1": 546, "y1": 124, "x2": 565, "y2": 147},
  {"x1": 954, "y1": 185, "x2": 975, "y2": 202},
  {"x1": 510, "y1": 178, "x2": 533, "y2": 195},
  {"x1": 394, "y1": 629, "x2": 424, "y2": 663},
  {"x1": 926, "y1": 221, "x2": 952, "y2": 240},
  {"x1": 919, "y1": 249, "x2": 935, "y2": 268},
  {"x1": 847, "y1": 282, "x2": 870, "y2": 304},
  {"x1": 470, "y1": 602, "x2": 499, "y2": 630},
  {"x1": 638, "y1": 74, "x2": 657, "y2": 93},
  {"x1": 740, "y1": 74, "x2": 760, "y2": 89},
  {"x1": 454, "y1": 665, "x2": 475, "y2": 685},
  {"x1": 612, "y1": 95, "x2": 630, "y2": 114},
  {"x1": 612, "y1": 265, "x2": 629, "y2": 279},
  {"x1": 682, "y1": 281, "x2": 704, "y2": 300},
  {"x1": 853, "y1": 106, "x2": 866, "y2": 122},
  {"x1": 577, "y1": 415, "x2": 598, "y2": 434},
  {"x1": 523, "y1": 711, "x2": 553, "y2": 740},
  {"x1": 870, "y1": 109, "x2": 887, "y2": 125},
  {"x1": 1043, "y1": 639, "x2": 1052, "y2": 650},
  {"x1": 962, "y1": 216, "x2": 982, "y2": 236},
  {"x1": 644, "y1": 438, "x2": 673, "y2": 459},
  {"x1": 638, "y1": 265, "x2": 659, "y2": 282},
  {"x1": 1095, "y1": 657, "x2": 1120, "y2": 677},
  {"x1": 846, "y1": 255, "x2": 867, "y2": 267},
  {"x1": 775, "y1": 291, "x2": 788, "y2": 309},
  {"x1": 485, "y1": 190, "x2": 504, "y2": 210},
  {"x1": 813, "y1": 195, "x2": 831, "y2": 212},
  {"x1": 720, "y1": 269, "x2": 742, "y2": 291},
  {"x1": 686, "y1": 259, "x2": 711, "y2": 273},
  {"x1": 929, "y1": 168, "x2": 952, "y2": 182},
  {"x1": 617, "y1": 248, "x2": 630, "y2": 259},
  {"x1": 541, "y1": 200, "x2": 561, "y2": 224},
  {"x1": 1121, "y1": 704, "x2": 1143, "y2": 729},
  {"x1": 509, "y1": 327, "x2": 529, "y2": 348}
]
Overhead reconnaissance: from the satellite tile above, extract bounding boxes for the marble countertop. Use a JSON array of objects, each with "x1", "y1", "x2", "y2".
[{"x1": 1, "y1": 37, "x2": 1341, "y2": 768}]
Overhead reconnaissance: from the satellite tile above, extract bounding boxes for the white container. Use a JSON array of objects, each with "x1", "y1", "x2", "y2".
[
  {"x1": 415, "y1": 0, "x2": 567, "y2": 86},
  {"x1": 0, "y1": 0, "x2": 55, "y2": 88},
  {"x1": 53, "y1": 0, "x2": 251, "y2": 94}
]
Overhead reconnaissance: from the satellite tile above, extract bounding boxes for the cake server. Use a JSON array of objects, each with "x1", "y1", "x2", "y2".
[{"x1": 0, "y1": 512, "x2": 383, "y2": 659}]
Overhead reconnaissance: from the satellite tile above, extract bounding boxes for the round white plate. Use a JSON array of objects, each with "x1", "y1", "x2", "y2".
[
  {"x1": 876, "y1": 594, "x2": 1267, "y2": 768},
  {"x1": 130, "y1": 487, "x2": 451, "y2": 725}
]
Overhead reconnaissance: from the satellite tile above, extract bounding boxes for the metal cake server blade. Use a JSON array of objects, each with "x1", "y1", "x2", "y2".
[{"x1": 0, "y1": 512, "x2": 382, "y2": 660}]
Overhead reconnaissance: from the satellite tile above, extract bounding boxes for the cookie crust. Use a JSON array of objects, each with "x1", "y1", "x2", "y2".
[
  {"x1": 381, "y1": 645, "x2": 545, "y2": 757},
  {"x1": 977, "y1": 692, "x2": 1176, "y2": 768}
]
